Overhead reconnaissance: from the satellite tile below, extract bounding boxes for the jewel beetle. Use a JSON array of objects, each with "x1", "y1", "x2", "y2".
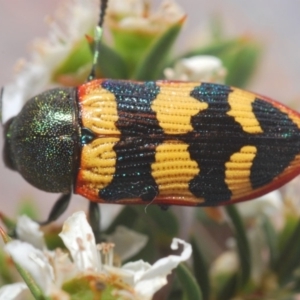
[{"x1": 3, "y1": 0, "x2": 300, "y2": 224}]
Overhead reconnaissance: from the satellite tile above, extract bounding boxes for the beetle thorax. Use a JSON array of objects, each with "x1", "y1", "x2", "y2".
[{"x1": 3, "y1": 88, "x2": 79, "y2": 193}]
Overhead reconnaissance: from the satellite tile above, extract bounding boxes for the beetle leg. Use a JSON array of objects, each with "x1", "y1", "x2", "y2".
[
  {"x1": 88, "y1": 202, "x2": 102, "y2": 243},
  {"x1": 159, "y1": 205, "x2": 170, "y2": 211},
  {"x1": 39, "y1": 193, "x2": 71, "y2": 226}
]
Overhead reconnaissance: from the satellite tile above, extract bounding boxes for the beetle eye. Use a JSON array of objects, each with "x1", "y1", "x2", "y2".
[{"x1": 3, "y1": 117, "x2": 16, "y2": 171}]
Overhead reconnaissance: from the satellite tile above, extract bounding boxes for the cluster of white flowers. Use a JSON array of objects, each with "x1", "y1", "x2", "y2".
[
  {"x1": 2, "y1": 0, "x2": 99, "y2": 124},
  {"x1": 107, "y1": 0, "x2": 185, "y2": 33},
  {"x1": 164, "y1": 55, "x2": 227, "y2": 83},
  {"x1": 0, "y1": 212, "x2": 191, "y2": 299}
]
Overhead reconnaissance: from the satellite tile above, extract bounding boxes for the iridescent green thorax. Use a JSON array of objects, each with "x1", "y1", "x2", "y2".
[{"x1": 3, "y1": 88, "x2": 79, "y2": 193}]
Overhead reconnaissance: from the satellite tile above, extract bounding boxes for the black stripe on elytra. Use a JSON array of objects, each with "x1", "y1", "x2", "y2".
[
  {"x1": 250, "y1": 98, "x2": 300, "y2": 188},
  {"x1": 186, "y1": 83, "x2": 249, "y2": 205},
  {"x1": 101, "y1": 80, "x2": 164, "y2": 135},
  {"x1": 99, "y1": 80, "x2": 163, "y2": 202},
  {"x1": 99, "y1": 137, "x2": 162, "y2": 202}
]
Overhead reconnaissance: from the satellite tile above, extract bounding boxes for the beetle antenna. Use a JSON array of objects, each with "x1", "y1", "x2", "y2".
[{"x1": 88, "y1": 0, "x2": 109, "y2": 81}]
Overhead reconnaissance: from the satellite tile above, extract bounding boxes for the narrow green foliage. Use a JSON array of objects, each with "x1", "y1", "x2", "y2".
[
  {"x1": 112, "y1": 30, "x2": 156, "y2": 73},
  {"x1": 132, "y1": 206, "x2": 179, "y2": 254},
  {"x1": 3, "y1": 226, "x2": 47, "y2": 298},
  {"x1": 274, "y1": 219, "x2": 300, "y2": 286},
  {"x1": 225, "y1": 205, "x2": 251, "y2": 289},
  {"x1": 0, "y1": 213, "x2": 16, "y2": 237},
  {"x1": 171, "y1": 39, "x2": 242, "y2": 63},
  {"x1": 168, "y1": 37, "x2": 260, "y2": 88},
  {"x1": 216, "y1": 273, "x2": 238, "y2": 300},
  {"x1": 133, "y1": 19, "x2": 184, "y2": 80},
  {"x1": 44, "y1": 230, "x2": 65, "y2": 251},
  {"x1": 96, "y1": 43, "x2": 129, "y2": 78},
  {"x1": 224, "y1": 42, "x2": 261, "y2": 87},
  {"x1": 262, "y1": 216, "x2": 278, "y2": 269},
  {"x1": 14, "y1": 262, "x2": 47, "y2": 300},
  {"x1": 138, "y1": 206, "x2": 179, "y2": 237},
  {"x1": 191, "y1": 238, "x2": 210, "y2": 300},
  {"x1": 0, "y1": 248, "x2": 13, "y2": 284},
  {"x1": 278, "y1": 215, "x2": 299, "y2": 252},
  {"x1": 17, "y1": 198, "x2": 39, "y2": 220},
  {"x1": 53, "y1": 38, "x2": 93, "y2": 80},
  {"x1": 105, "y1": 206, "x2": 139, "y2": 234},
  {"x1": 176, "y1": 263, "x2": 203, "y2": 300}
]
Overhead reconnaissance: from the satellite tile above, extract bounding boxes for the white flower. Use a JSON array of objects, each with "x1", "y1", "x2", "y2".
[
  {"x1": 210, "y1": 250, "x2": 239, "y2": 277},
  {"x1": 105, "y1": 225, "x2": 148, "y2": 261},
  {"x1": 281, "y1": 176, "x2": 300, "y2": 218},
  {"x1": 164, "y1": 55, "x2": 227, "y2": 83},
  {"x1": 107, "y1": 0, "x2": 146, "y2": 18},
  {"x1": 16, "y1": 215, "x2": 45, "y2": 250},
  {"x1": 5, "y1": 241, "x2": 55, "y2": 295},
  {"x1": 59, "y1": 211, "x2": 102, "y2": 272},
  {"x1": 107, "y1": 0, "x2": 185, "y2": 33},
  {"x1": 104, "y1": 238, "x2": 192, "y2": 299},
  {"x1": 2, "y1": 0, "x2": 98, "y2": 123},
  {"x1": 236, "y1": 190, "x2": 283, "y2": 220},
  {"x1": 0, "y1": 282, "x2": 30, "y2": 300},
  {"x1": 3, "y1": 211, "x2": 191, "y2": 299}
]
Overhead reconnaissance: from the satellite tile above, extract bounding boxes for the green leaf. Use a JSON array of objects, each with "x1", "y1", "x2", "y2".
[
  {"x1": 167, "y1": 37, "x2": 260, "y2": 88},
  {"x1": 128, "y1": 206, "x2": 179, "y2": 262},
  {"x1": 0, "y1": 212, "x2": 16, "y2": 237},
  {"x1": 105, "y1": 206, "x2": 179, "y2": 263},
  {"x1": 53, "y1": 38, "x2": 93, "y2": 80},
  {"x1": 2, "y1": 227, "x2": 46, "y2": 297},
  {"x1": 133, "y1": 19, "x2": 184, "y2": 80},
  {"x1": 44, "y1": 230, "x2": 65, "y2": 250},
  {"x1": 262, "y1": 215, "x2": 278, "y2": 269},
  {"x1": 274, "y1": 219, "x2": 300, "y2": 285},
  {"x1": 97, "y1": 43, "x2": 129, "y2": 79},
  {"x1": 225, "y1": 205, "x2": 251, "y2": 288},
  {"x1": 105, "y1": 206, "x2": 139, "y2": 234},
  {"x1": 127, "y1": 231, "x2": 156, "y2": 264},
  {"x1": 224, "y1": 42, "x2": 261, "y2": 88},
  {"x1": 191, "y1": 238, "x2": 210, "y2": 300},
  {"x1": 112, "y1": 30, "x2": 156, "y2": 73},
  {"x1": 216, "y1": 273, "x2": 238, "y2": 300},
  {"x1": 0, "y1": 248, "x2": 13, "y2": 284},
  {"x1": 17, "y1": 198, "x2": 39, "y2": 220},
  {"x1": 136, "y1": 206, "x2": 179, "y2": 237},
  {"x1": 278, "y1": 215, "x2": 299, "y2": 252},
  {"x1": 13, "y1": 260, "x2": 47, "y2": 300},
  {"x1": 176, "y1": 263, "x2": 203, "y2": 300},
  {"x1": 173, "y1": 39, "x2": 242, "y2": 62}
]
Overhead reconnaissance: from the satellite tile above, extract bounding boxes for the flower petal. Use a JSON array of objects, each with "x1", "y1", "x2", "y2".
[
  {"x1": 16, "y1": 215, "x2": 45, "y2": 250},
  {"x1": 140, "y1": 238, "x2": 191, "y2": 281},
  {"x1": 0, "y1": 283, "x2": 29, "y2": 300},
  {"x1": 135, "y1": 277, "x2": 168, "y2": 299},
  {"x1": 164, "y1": 55, "x2": 226, "y2": 83},
  {"x1": 107, "y1": 0, "x2": 145, "y2": 18},
  {"x1": 136, "y1": 238, "x2": 192, "y2": 298},
  {"x1": 4, "y1": 240, "x2": 54, "y2": 294},
  {"x1": 59, "y1": 211, "x2": 101, "y2": 272},
  {"x1": 106, "y1": 226, "x2": 148, "y2": 261},
  {"x1": 237, "y1": 191, "x2": 283, "y2": 219},
  {"x1": 2, "y1": 0, "x2": 99, "y2": 123}
]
